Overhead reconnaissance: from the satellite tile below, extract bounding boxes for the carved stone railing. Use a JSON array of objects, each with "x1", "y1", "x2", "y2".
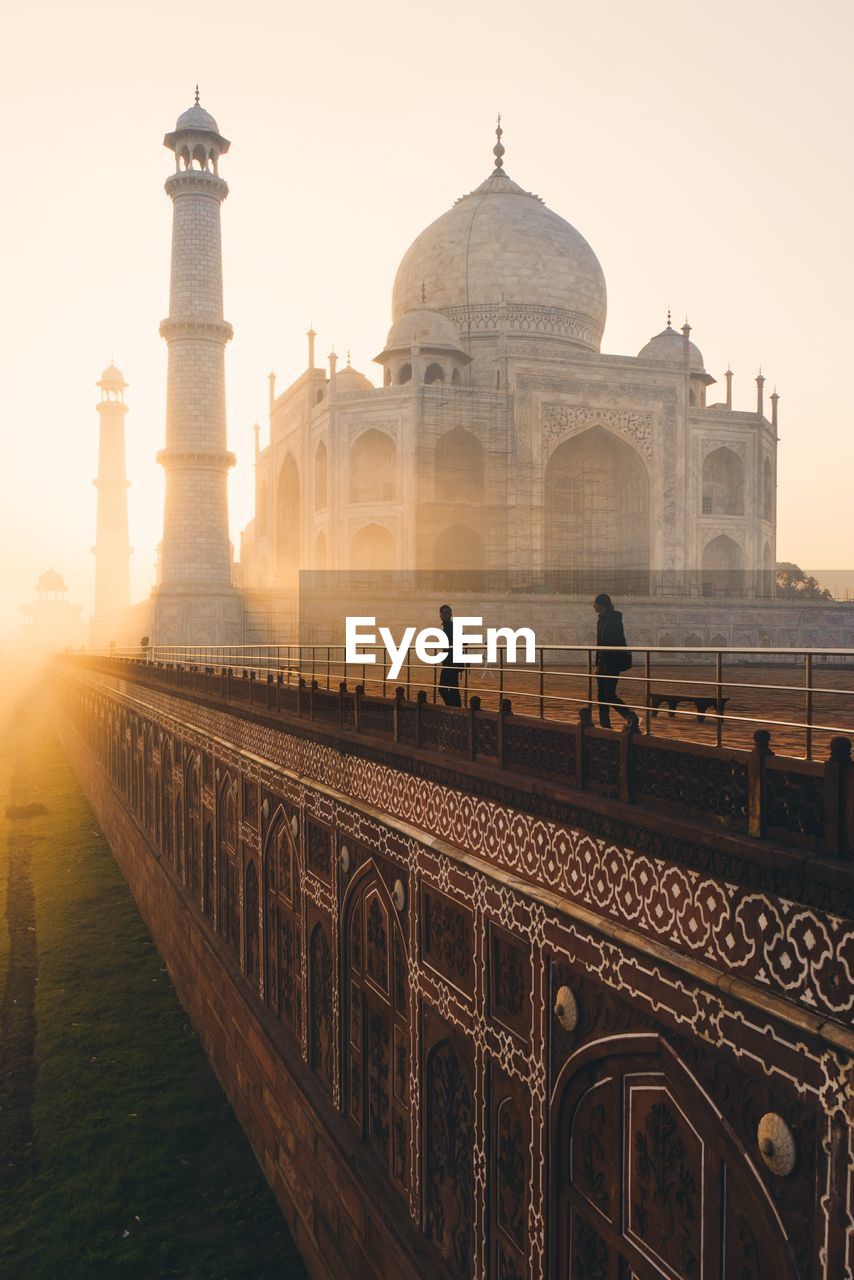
[{"x1": 62, "y1": 655, "x2": 854, "y2": 859}]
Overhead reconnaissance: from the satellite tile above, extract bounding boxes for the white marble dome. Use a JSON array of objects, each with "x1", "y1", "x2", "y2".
[
  {"x1": 392, "y1": 169, "x2": 607, "y2": 352},
  {"x1": 638, "y1": 321, "x2": 705, "y2": 370},
  {"x1": 99, "y1": 362, "x2": 126, "y2": 386},
  {"x1": 384, "y1": 308, "x2": 466, "y2": 353},
  {"x1": 175, "y1": 102, "x2": 220, "y2": 134},
  {"x1": 334, "y1": 363, "x2": 373, "y2": 392}
]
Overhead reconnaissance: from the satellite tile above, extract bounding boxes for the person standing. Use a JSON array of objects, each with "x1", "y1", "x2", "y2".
[
  {"x1": 438, "y1": 604, "x2": 462, "y2": 707},
  {"x1": 593, "y1": 593, "x2": 639, "y2": 730}
]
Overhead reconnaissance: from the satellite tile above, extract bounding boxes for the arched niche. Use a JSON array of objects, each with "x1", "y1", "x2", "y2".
[
  {"x1": 349, "y1": 430, "x2": 396, "y2": 504},
  {"x1": 702, "y1": 533, "x2": 743, "y2": 597},
  {"x1": 435, "y1": 428, "x2": 485, "y2": 504},
  {"x1": 763, "y1": 457, "x2": 774, "y2": 523},
  {"x1": 276, "y1": 454, "x2": 300, "y2": 573},
  {"x1": 263, "y1": 806, "x2": 301, "y2": 1035},
  {"x1": 315, "y1": 530, "x2": 327, "y2": 572},
  {"x1": 545, "y1": 427, "x2": 650, "y2": 592},
  {"x1": 314, "y1": 441, "x2": 328, "y2": 511},
  {"x1": 342, "y1": 863, "x2": 411, "y2": 1196},
  {"x1": 424, "y1": 362, "x2": 445, "y2": 384},
  {"x1": 702, "y1": 446, "x2": 744, "y2": 516},
  {"x1": 350, "y1": 522, "x2": 396, "y2": 571},
  {"x1": 552, "y1": 1036, "x2": 800, "y2": 1280},
  {"x1": 257, "y1": 479, "x2": 269, "y2": 538}
]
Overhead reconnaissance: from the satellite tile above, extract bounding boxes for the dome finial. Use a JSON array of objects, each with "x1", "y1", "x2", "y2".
[
  {"x1": 492, "y1": 112, "x2": 505, "y2": 172},
  {"x1": 420, "y1": 280, "x2": 427, "y2": 303},
  {"x1": 666, "y1": 308, "x2": 672, "y2": 329},
  {"x1": 194, "y1": 83, "x2": 200, "y2": 105}
]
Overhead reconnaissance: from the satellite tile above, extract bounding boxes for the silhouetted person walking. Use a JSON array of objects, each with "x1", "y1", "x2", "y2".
[
  {"x1": 438, "y1": 604, "x2": 462, "y2": 707},
  {"x1": 593, "y1": 594, "x2": 639, "y2": 730}
]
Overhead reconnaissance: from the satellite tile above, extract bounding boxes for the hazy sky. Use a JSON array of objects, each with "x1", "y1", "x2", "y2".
[{"x1": 1, "y1": 0, "x2": 852, "y2": 631}]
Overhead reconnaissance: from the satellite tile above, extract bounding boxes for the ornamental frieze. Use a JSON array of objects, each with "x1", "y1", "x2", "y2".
[
  {"x1": 700, "y1": 436, "x2": 747, "y2": 461},
  {"x1": 347, "y1": 418, "x2": 399, "y2": 442},
  {"x1": 542, "y1": 403, "x2": 654, "y2": 459}
]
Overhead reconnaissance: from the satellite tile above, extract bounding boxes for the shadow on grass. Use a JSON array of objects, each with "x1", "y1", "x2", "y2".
[{"x1": 0, "y1": 695, "x2": 308, "y2": 1279}]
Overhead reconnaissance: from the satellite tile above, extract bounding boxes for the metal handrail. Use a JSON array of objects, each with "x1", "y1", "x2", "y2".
[{"x1": 97, "y1": 642, "x2": 854, "y2": 759}]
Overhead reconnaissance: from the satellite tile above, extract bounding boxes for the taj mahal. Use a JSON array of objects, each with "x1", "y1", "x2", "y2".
[{"x1": 93, "y1": 94, "x2": 851, "y2": 651}]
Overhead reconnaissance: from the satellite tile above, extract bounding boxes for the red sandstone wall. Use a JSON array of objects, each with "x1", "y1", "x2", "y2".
[{"x1": 56, "y1": 670, "x2": 853, "y2": 1280}]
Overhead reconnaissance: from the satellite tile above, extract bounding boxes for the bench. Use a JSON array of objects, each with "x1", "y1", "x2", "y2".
[{"x1": 650, "y1": 693, "x2": 729, "y2": 723}]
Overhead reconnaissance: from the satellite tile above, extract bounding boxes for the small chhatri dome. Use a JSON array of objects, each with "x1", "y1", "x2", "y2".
[
  {"x1": 392, "y1": 119, "x2": 607, "y2": 353},
  {"x1": 37, "y1": 568, "x2": 67, "y2": 595},
  {"x1": 98, "y1": 362, "x2": 127, "y2": 388},
  {"x1": 175, "y1": 85, "x2": 220, "y2": 134},
  {"x1": 334, "y1": 361, "x2": 374, "y2": 391},
  {"x1": 637, "y1": 314, "x2": 705, "y2": 371},
  {"x1": 383, "y1": 308, "x2": 467, "y2": 354},
  {"x1": 164, "y1": 88, "x2": 230, "y2": 159}
]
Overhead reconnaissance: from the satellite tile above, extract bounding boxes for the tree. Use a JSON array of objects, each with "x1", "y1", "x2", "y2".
[{"x1": 775, "y1": 562, "x2": 832, "y2": 600}]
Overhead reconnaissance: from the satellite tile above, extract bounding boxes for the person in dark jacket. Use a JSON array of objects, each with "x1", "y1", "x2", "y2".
[
  {"x1": 593, "y1": 593, "x2": 639, "y2": 730},
  {"x1": 438, "y1": 604, "x2": 462, "y2": 707}
]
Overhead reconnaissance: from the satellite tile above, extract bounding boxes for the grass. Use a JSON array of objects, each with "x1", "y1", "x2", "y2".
[{"x1": 0, "y1": 677, "x2": 309, "y2": 1279}]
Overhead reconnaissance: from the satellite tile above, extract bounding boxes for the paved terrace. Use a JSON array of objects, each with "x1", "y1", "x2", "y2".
[{"x1": 67, "y1": 652, "x2": 854, "y2": 864}]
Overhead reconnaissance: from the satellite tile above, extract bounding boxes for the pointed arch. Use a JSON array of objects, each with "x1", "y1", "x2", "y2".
[
  {"x1": 244, "y1": 860, "x2": 260, "y2": 985},
  {"x1": 263, "y1": 804, "x2": 302, "y2": 1036},
  {"x1": 545, "y1": 427, "x2": 650, "y2": 590},
  {"x1": 349, "y1": 429, "x2": 396, "y2": 503},
  {"x1": 349, "y1": 522, "x2": 396, "y2": 571},
  {"x1": 342, "y1": 861, "x2": 411, "y2": 1196},
  {"x1": 702, "y1": 446, "x2": 744, "y2": 516},
  {"x1": 160, "y1": 738, "x2": 174, "y2": 865},
  {"x1": 314, "y1": 440, "x2": 328, "y2": 510},
  {"x1": 276, "y1": 453, "x2": 301, "y2": 575},
  {"x1": 552, "y1": 1035, "x2": 800, "y2": 1280},
  {"x1": 184, "y1": 753, "x2": 201, "y2": 901},
  {"x1": 702, "y1": 533, "x2": 743, "y2": 596},
  {"x1": 216, "y1": 774, "x2": 240, "y2": 958},
  {"x1": 435, "y1": 427, "x2": 485, "y2": 504},
  {"x1": 257, "y1": 479, "x2": 269, "y2": 538},
  {"x1": 315, "y1": 530, "x2": 327, "y2": 572}
]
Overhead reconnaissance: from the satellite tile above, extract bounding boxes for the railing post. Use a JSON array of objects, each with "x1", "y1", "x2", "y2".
[
  {"x1": 805, "y1": 652, "x2": 814, "y2": 759},
  {"x1": 415, "y1": 690, "x2": 427, "y2": 749},
  {"x1": 338, "y1": 680, "x2": 348, "y2": 729},
  {"x1": 354, "y1": 684, "x2": 364, "y2": 733},
  {"x1": 249, "y1": 670, "x2": 256, "y2": 705},
  {"x1": 824, "y1": 736, "x2": 852, "y2": 858},
  {"x1": 497, "y1": 698, "x2": 510, "y2": 769},
  {"x1": 620, "y1": 718, "x2": 636, "y2": 803},
  {"x1": 644, "y1": 649, "x2": 652, "y2": 738},
  {"x1": 394, "y1": 686, "x2": 405, "y2": 742},
  {"x1": 310, "y1": 679, "x2": 317, "y2": 721},
  {"x1": 276, "y1": 671, "x2": 283, "y2": 712},
  {"x1": 266, "y1": 672, "x2": 274, "y2": 710},
  {"x1": 577, "y1": 706, "x2": 593, "y2": 791},
  {"x1": 468, "y1": 695, "x2": 480, "y2": 761},
  {"x1": 539, "y1": 647, "x2": 545, "y2": 718},
  {"x1": 748, "y1": 729, "x2": 773, "y2": 839}
]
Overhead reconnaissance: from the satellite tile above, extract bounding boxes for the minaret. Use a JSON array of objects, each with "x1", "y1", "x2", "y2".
[
  {"x1": 92, "y1": 362, "x2": 131, "y2": 648},
  {"x1": 152, "y1": 89, "x2": 242, "y2": 645}
]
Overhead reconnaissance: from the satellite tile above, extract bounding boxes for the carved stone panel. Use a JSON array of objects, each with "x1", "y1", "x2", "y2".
[{"x1": 422, "y1": 887, "x2": 475, "y2": 996}]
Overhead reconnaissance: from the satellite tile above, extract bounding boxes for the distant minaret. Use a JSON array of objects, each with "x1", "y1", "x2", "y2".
[
  {"x1": 92, "y1": 363, "x2": 131, "y2": 648},
  {"x1": 152, "y1": 88, "x2": 242, "y2": 644}
]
